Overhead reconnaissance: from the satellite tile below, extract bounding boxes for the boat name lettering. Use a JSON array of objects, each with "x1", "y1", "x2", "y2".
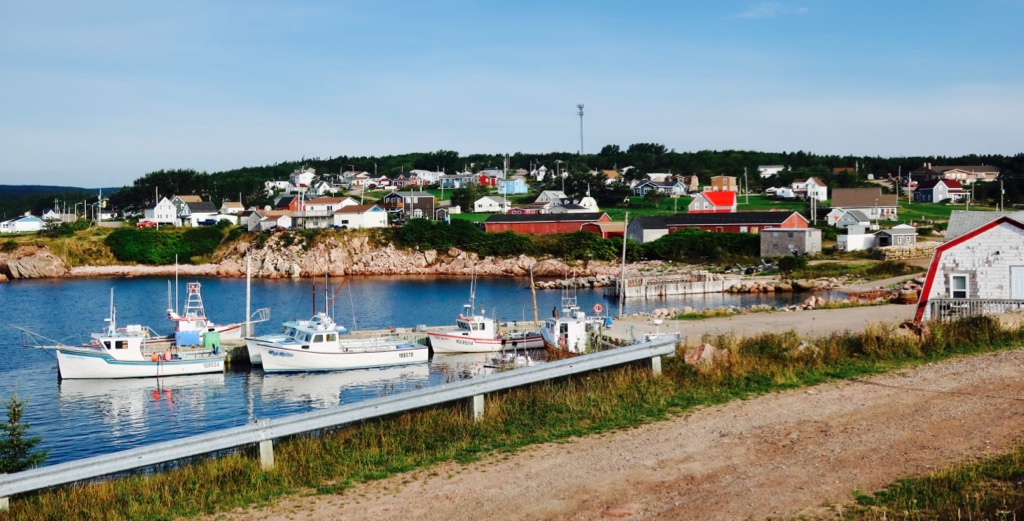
[
  {"x1": 203, "y1": 362, "x2": 220, "y2": 369},
  {"x1": 456, "y1": 339, "x2": 474, "y2": 345},
  {"x1": 268, "y1": 350, "x2": 294, "y2": 358},
  {"x1": 399, "y1": 352, "x2": 414, "y2": 358}
]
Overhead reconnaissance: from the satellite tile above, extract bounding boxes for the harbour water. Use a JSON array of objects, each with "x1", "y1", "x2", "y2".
[{"x1": 0, "y1": 275, "x2": 826, "y2": 466}]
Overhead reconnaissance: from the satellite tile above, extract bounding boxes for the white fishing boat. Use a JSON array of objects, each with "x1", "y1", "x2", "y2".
[
  {"x1": 245, "y1": 313, "x2": 348, "y2": 365},
  {"x1": 20, "y1": 290, "x2": 225, "y2": 379},
  {"x1": 256, "y1": 312, "x2": 429, "y2": 373},
  {"x1": 428, "y1": 278, "x2": 543, "y2": 354},
  {"x1": 540, "y1": 289, "x2": 607, "y2": 357}
]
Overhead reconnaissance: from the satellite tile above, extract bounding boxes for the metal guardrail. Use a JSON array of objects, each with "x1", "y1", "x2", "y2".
[
  {"x1": 0, "y1": 336, "x2": 679, "y2": 507},
  {"x1": 928, "y1": 298, "x2": 1024, "y2": 321}
]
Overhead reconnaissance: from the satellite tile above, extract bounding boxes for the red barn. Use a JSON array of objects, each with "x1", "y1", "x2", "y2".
[
  {"x1": 484, "y1": 212, "x2": 611, "y2": 234},
  {"x1": 580, "y1": 221, "x2": 625, "y2": 239}
]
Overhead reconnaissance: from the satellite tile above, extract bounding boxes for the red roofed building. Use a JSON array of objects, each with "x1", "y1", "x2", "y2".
[{"x1": 688, "y1": 191, "x2": 737, "y2": 213}]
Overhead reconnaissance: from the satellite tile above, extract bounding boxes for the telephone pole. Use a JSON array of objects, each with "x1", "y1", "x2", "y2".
[{"x1": 577, "y1": 103, "x2": 585, "y2": 155}]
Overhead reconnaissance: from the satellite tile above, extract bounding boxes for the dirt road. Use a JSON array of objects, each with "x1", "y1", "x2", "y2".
[{"x1": 223, "y1": 303, "x2": 1024, "y2": 520}]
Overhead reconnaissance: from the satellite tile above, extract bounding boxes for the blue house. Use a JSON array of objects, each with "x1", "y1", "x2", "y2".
[{"x1": 497, "y1": 178, "x2": 529, "y2": 195}]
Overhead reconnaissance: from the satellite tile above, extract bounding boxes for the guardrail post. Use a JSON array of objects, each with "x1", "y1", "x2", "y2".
[
  {"x1": 468, "y1": 394, "x2": 484, "y2": 421},
  {"x1": 649, "y1": 355, "x2": 662, "y2": 376},
  {"x1": 259, "y1": 440, "x2": 275, "y2": 470}
]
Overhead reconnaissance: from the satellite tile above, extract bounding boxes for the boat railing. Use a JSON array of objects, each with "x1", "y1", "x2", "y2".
[{"x1": 0, "y1": 336, "x2": 680, "y2": 510}]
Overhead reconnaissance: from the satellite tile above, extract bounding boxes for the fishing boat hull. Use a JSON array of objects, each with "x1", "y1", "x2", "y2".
[
  {"x1": 55, "y1": 348, "x2": 224, "y2": 379},
  {"x1": 428, "y1": 330, "x2": 544, "y2": 353},
  {"x1": 259, "y1": 339, "x2": 429, "y2": 373}
]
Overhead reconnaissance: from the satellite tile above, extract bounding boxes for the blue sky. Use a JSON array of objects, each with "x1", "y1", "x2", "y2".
[{"x1": 2, "y1": 1, "x2": 1022, "y2": 187}]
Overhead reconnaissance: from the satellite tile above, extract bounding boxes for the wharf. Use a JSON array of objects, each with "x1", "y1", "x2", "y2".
[{"x1": 604, "y1": 272, "x2": 741, "y2": 299}]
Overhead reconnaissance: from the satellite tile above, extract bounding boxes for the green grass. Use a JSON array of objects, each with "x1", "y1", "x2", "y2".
[
  {"x1": 7, "y1": 315, "x2": 1024, "y2": 520},
  {"x1": 792, "y1": 260, "x2": 922, "y2": 281}
]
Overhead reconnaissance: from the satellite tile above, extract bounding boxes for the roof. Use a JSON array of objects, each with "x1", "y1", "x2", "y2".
[
  {"x1": 664, "y1": 211, "x2": 806, "y2": 227},
  {"x1": 841, "y1": 210, "x2": 870, "y2": 222},
  {"x1": 877, "y1": 226, "x2": 917, "y2": 237},
  {"x1": 174, "y1": 195, "x2": 203, "y2": 203},
  {"x1": 696, "y1": 191, "x2": 736, "y2": 206},
  {"x1": 484, "y1": 212, "x2": 607, "y2": 223},
  {"x1": 383, "y1": 190, "x2": 434, "y2": 198},
  {"x1": 944, "y1": 210, "x2": 1024, "y2": 241},
  {"x1": 305, "y1": 197, "x2": 346, "y2": 205},
  {"x1": 221, "y1": 201, "x2": 244, "y2": 208},
  {"x1": 917, "y1": 179, "x2": 964, "y2": 190},
  {"x1": 582, "y1": 222, "x2": 625, "y2": 233},
  {"x1": 830, "y1": 188, "x2": 898, "y2": 208},
  {"x1": 186, "y1": 201, "x2": 218, "y2": 213},
  {"x1": 334, "y1": 204, "x2": 379, "y2": 214}
]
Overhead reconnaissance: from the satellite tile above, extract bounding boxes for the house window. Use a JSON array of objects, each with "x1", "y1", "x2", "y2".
[{"x1": 950, "y1": 274, "x2": 969, "y2": 299}]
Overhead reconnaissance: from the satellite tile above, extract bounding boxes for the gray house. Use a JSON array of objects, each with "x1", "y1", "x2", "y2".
[
  {"x1": 760, "y1": 228, "x2": 822, "y2": 257},
  {"x1": 875, "y1": 224, "x2": 918, "y2": 247}
]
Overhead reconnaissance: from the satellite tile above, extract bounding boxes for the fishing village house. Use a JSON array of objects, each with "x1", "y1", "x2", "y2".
[
  {"x1": 497, "y1": 178, "x2": 529, "y2": 195},
  {"x1": 483, "y1": 212, "x2": 611, "y2": 234},
  {"x1": 631, "y1": 178, "x2": 689, "y2": 197},
  {"x1": 144, "y1": 197, "x2": 178, "y2": 225},
  {"x1": 626, "y1": 211, "x2": 809, "y2": 243},
  {"x1": 297, "y1": 197, "x2": 360, "y2": 228},
  {"x1": 836, "y1": 225, "x2": 876, "y2": 251},
  {"x1": 473, "y1": 195, "x2": 511, "y2": 214},
  {"x1": 0, "y1": 214, "x2": 44, "y2": 234},
  {"x1": 827, "y1": 187, "x2": 899, "y2": 224},
  {"x1": 380, "y1": 190, "x2": 436, "y2": 221},
  {"x1": 688, "y1": 191, "x2": 737, "y2": 213},
  {"x1": 791, "y1": 177, "x2": 828, "y2": 202},
  {"x1": 332, "y1": 204, "x2": 388, "y2": 229},
  {"x1": 915, "y1": 215, "x2": 1024, "y2": 323},
  {"x1": 708, "y1": 174, "x2": 738, "y2": 192},
  {"x1": 219, "y1": 201, "x2": 245, "y2": 216},
  {"x1": 174, "y1": 198, "x2": 219, "y2": 227},
  {"x1": 760, "y1": 228, "x2": 822, "y2": 257},
  {"x1": 875, "y1": 223, "x2": 918, "y2": 247},
  {"x1": 913, "y1": 179, "x2": 970, "y2": 203},
  {"x1": 911, "y1": 163, "x2": 1001, "y2": 184},
  {"x1": 245, "y1": 209, "x2": 293, "y2": 231}
]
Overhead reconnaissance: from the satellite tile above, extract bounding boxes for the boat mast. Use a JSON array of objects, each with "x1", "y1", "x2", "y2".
[
  {"x1": 619, "y1": 211, "x2": 628, "y2": 319},
  {"x1": 245, "y1": 254, "x2": 251, "y2": 337},
  {"x1": 529, "y1": 264, "x2": 539, "y2": 325}
]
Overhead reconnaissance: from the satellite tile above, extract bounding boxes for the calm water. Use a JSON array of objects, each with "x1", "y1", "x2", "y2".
[{"x1": 0, "y1": 275, "x2": 825, "y2": 465}]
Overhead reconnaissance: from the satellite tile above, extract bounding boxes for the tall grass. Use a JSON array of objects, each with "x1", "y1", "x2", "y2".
[{"x1": 4, "y1": 316, "x2": 1022, "y2": 520}]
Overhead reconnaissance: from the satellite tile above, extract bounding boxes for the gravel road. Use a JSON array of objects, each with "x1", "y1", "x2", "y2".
[{"x1": 214, "y1": 303, "x2": 1024, "y2": 520}]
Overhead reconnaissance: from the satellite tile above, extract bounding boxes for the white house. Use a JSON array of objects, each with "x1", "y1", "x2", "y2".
[
  {"x1": 758, "y1": 165, "x2": 786, "y2": 178},
  {"x1": 332, "y1": 204, "x2": 388, "y2": 229},
  {"x1": 246, "y1": 210, "x2": 293, "y2": 232},
  {"x1": 836, "y1": 225, "x2": 876, "y2": 251},
  {"x1": 0, "y1": 214, "x2": 44, "y2": 233},
  {"x1": 792, "y1": 177, "x2": 828, "y2": 202},
  {"x1": 144, "y1": 197, "x2": 178, "y2": 225},
  {"x1": 474, "y1": 196, "x2": 510, "y2": 214},
  {"x1": 916, "y1": 216, "x2": 1024, "y2": 322},
  {"x1": 219, "y1": 201, "x2": 245, "y2": 215}
]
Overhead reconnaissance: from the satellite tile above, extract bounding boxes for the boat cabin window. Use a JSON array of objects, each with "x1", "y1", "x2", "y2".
[
  {"x1": 313, "y1": 334, "x2": 323, "y2": 343},
  {"x1": 115, "y1": 340, "x2": 128, "y2": 350},
  {"x1": 326, "y1": 333, "x2": 337, "y2": 342},
  {"x1": 456, "y1": 320, "x2": 470, "y2": 330}
]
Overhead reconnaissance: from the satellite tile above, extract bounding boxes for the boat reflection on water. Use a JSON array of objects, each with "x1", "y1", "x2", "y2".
[
  {"x1": 431, "y1": 349, "x2": 546, "y2": 381},
  {"x1": 57, "y1": 374, "x2": 226, "y2": 446},
  {"x1": 259, "y1": 365, "x2": 430, "y2": 409}
]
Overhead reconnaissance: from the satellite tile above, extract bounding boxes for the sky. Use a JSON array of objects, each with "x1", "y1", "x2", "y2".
[{"x1": 2, "y1": 1, "x2": 1023, "y2": 188}]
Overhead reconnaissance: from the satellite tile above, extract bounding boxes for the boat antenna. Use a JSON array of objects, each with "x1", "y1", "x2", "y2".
[{"x1": 174, "y1": 254, "x2": 179, "y2": 314}]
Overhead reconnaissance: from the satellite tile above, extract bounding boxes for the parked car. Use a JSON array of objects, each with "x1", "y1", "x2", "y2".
[
  {"x1": 198, "y1": 219, "x2": 218, "y2": 226},
  {"x1": 135, "y1": 220, "x2": 157, "y2": 228}
]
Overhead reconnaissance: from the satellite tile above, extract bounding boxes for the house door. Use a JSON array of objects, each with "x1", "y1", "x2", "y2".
[{"x1": 1011, "y1": 266, "x2": 1024, "y2": 299}]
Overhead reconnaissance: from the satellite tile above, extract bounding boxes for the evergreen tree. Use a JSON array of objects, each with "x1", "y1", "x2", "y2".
[{"x1": 0, "y1": 389, "x2": 48, "y2": 473}]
